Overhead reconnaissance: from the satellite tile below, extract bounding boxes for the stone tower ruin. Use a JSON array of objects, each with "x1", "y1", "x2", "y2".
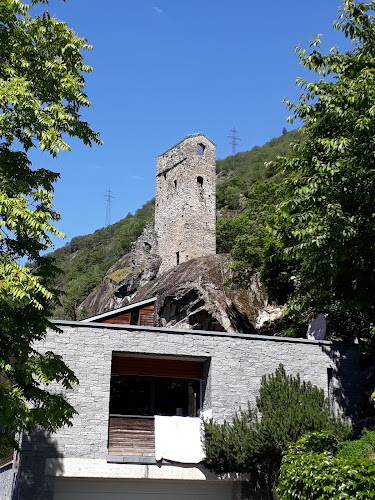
[{"x1": 154, "y1": 133, "x2": 216, "y2": 275}]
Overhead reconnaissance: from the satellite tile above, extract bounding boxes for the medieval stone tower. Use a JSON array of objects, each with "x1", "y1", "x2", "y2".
[{"x1": 154, "y1": 133, "x2": 216, "y2": 275}]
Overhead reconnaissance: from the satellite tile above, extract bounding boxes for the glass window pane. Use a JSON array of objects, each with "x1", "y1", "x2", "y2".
[
  {"x1": 154, "y1": 378, "x2": 200, "y2": 417},
  {"x1": 109, "y1": 375, "x2": 151, "y2": 416},
  {"x1": 110, "y1": 375, "x2": 201, "y2": 417}
]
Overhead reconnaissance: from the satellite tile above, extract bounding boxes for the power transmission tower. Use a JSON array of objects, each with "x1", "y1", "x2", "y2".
[
  {"x1": 227, "y1": 127, "x2": 241, "y2": 170},
  {"x1": 105, "y1": 188, "x2": 114, "y2": 228}
]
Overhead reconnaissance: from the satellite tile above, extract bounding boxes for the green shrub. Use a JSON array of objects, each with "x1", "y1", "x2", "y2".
[
  {"x1": 204, "y1": 365, "x2": 350, "y2": 494},
  {"x1": 278, "y1": 432, "x2": 375, "y2": 499},
  {"x1": 337, "y1": 430, "x2": 375, "y2": 461}
]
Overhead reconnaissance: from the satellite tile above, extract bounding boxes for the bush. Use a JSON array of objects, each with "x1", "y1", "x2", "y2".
[
  {"x1": 337, "y1": 430, "x2": 375, "y2": 461},
  {"x1": 278, "y1": 432, "x2": 375, "y2": 499},
  {"x1": 204, "y1": 365, "x2": 350, "y2": 494}
]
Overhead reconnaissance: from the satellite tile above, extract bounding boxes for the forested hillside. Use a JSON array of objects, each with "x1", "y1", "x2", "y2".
[
  {"x1": 216, "y1": 128, "x2": 301, "y2": 211},
  {"x1": 51, "y1": 129, "x2": 301, "y2": 320},
  {"x1": 52, "y1": 200, "x2": 155, "y2": 319}
]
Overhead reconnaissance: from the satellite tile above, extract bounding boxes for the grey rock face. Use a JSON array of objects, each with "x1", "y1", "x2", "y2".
[
  {"x1": 131, "y1": 223, "x2": 159, "y2": 274},
  {"x1": 82, "y1": 254, "x2": 269, "y2": 334}
]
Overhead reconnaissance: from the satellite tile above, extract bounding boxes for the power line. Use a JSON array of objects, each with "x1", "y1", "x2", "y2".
[
  {"x1": 227, "y1": 127, "x2": 241, "y2": 170},
  {"x1": 105, "y1": 188, "x2": 114, "y2": 227}
]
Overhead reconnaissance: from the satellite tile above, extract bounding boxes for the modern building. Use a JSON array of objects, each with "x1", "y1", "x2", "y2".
[{"x1": 0, "y1": 319, "x2": 359, "y2": 499}]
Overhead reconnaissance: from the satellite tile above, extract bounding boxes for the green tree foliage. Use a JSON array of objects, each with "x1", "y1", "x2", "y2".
[
  {"x1": 0, "y1": 0, "x2": 101, "y2": 456},
  {"x1": 278, "y1": 432, "x2": 375, "y2": 499},
  {"x1": 204, "y1": 365, "x2": 349, "y2": 495},
  {"x1": 216, "y1": 130, "x2": 303, "y2": 294},
  {"x1": 218, "y1": 181, "x2": 284, "y2": 288},
  {"x1": 337, "y1": 429, "x2": 375, "y2": 461},
  {"x1": 264, "y1": 0, "x2": 375, "y2": 344},
  {"x1": 216, "y1": 130, "x2": 301, "y2": 211}
]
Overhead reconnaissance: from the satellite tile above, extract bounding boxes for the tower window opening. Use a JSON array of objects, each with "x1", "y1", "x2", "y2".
[
  {"x1": 197, "y1": 144, "x2": 205, "y2": 157},
  {"x1": 176, "y1": 252, "x2": 180, "y2": 265},
  {"x1": 197, "y1": 176, "x2": 203, "y2": 187},
  {"x1": 164, "y1": 173, "x2": 167, "y2": 180},
  {"x1": 174, "y1": 179, "x2": 177, "y2": 188}
]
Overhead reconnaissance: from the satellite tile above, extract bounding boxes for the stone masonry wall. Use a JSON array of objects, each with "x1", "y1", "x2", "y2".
[
  {"x1": 154, "y1": 134, "x2": 216, "y2": 275},
  {"x1": 0, "y1": 464, "x2": 13, "y2": 499},
  {"x1": 8, "y1": 321, "x2": 359, "y2": 499},
  {"x1": 130, "y1": 222, "x2": 159, "y2": 273}
]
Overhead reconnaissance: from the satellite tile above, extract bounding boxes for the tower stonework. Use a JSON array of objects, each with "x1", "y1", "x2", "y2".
[{"x1": 155, "y1": 133, "x2": 216, "y2": 275}]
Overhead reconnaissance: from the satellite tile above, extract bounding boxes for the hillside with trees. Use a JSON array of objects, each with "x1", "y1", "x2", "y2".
[
  {"x1": 52, "y1": 200, "x2": 155, "y2": 319},
  {"x1": 51, "y1": 130, "x2": 300, "y2": 320},
  {"x1": 2, "y1": 1, "x2": 375, "y2": 497}
]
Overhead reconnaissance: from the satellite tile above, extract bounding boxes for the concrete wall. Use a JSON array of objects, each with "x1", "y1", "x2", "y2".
[
  {"x1": 2, "y1": 321, "x2": 360, "y2": 499},
  {"x1": 154, "y1": 134, "x2": 216, "y2": 275}
]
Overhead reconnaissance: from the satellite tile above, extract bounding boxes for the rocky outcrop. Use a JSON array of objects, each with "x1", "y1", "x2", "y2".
[
  {"x1": 80, "y1": 253, "x2": 282, "y2": 334},
  {"x1": 79, "y1": 253, "x2": 133, "y2": 315},
  {"x1": 131, "y1": 223, "x2": 159, "y2": 274}
]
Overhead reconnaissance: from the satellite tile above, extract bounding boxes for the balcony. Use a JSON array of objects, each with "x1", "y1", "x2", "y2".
[
  {"x1": 108, "y1": 353, "x2": 207, "y2": 463},
  {"x1": 108, "y1": 414, "x2": 205, "y2": 463}
]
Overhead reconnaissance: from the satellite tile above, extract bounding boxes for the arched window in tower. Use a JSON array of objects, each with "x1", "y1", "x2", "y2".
[
  {"x1": 197, "y1": 176, "x2": 203, "y2": 187},
  {"x1": 197, "y1": 143, "x2": 205, "y2": 157},
  {"x1": 174, "y1": 179, "x2": 177, "y2": 188}
]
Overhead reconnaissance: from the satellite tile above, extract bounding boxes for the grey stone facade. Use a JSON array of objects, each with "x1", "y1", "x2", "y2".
[
  {"x1": 1, "y1": 320, "x2": 359, "y2": 499},
  {"x1": 0, "y1": 464, "x2": 13, "y2": 500},
  {"x1": 155, "y1": 134, "x2": 216, "y2": 275}
]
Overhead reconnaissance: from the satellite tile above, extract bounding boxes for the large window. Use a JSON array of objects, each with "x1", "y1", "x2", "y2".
[
  {"x1": 108, "y1": 354, "x2": 207, "y2": 458},
  {"x1": 109, "y1": 353, "x2": 204, "y2": 418},
  {"x1": 110, "y1": 375, "x2": 201, "y2": 417}
]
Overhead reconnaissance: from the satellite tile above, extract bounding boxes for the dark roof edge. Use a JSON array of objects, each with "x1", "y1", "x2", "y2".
[
  {"x1": 157, "y1": 133, "x2": 216, "y2": 157},
  {"x1": 47, "y1": 319, "x2": 355, "y2": 348}
]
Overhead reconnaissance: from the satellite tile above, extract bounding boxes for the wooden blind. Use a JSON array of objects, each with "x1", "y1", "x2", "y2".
[
  {"x1": 101, "y1": 313, "x2": 131, "y2": 325},
  {"x1": 138, "y1": 306, "x2": 154, "y2": 327},
  {"x1": 96, "y1": 305, "x2": 154, "y2": 326},
  {"x1": 108, "y1": 417, "x2": 154, "y2": 457},
  {"x1": 112, "y1": 355, "x2": 203, "y2": 380}
]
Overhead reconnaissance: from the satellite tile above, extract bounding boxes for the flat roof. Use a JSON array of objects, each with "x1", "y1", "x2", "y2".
[{"x1": 49, "y1": 318, "x2": 346, "y2": 347}]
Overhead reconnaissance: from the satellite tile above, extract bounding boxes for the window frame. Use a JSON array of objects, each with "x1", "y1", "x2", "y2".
[{"x1": 109, "y1": 374, "x2": 203, "y2": 418}]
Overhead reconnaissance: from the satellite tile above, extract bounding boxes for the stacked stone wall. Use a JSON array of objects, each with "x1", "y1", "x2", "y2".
[
  {"x1": 0, "y1": 464, "x2": 13, "y2": 499},
  {"x1": 155, "y1": 134, "x2": 216, "y2": 275},
  {"x1": 130, "y1": 223, "x2": 159, "y2": 273}
]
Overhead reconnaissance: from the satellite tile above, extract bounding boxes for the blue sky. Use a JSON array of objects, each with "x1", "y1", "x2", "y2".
[{"x1": 29, "y1": 0, "x2": 350, "y2": 249}]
